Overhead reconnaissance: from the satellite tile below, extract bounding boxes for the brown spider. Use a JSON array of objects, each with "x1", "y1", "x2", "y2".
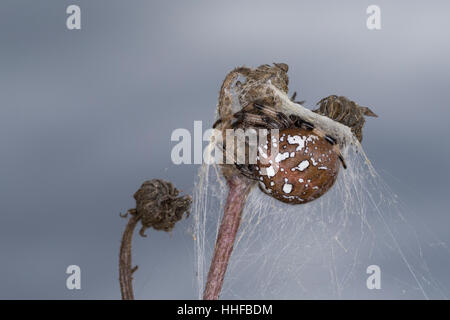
[
  {"x1": 213, "y1": 100, "x2": 346, "y2": 204},
  {"x1": 214, "y1": 101, "x2": 346, "y2": 174}
]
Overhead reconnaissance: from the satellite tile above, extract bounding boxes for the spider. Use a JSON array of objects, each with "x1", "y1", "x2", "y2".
[{"x1": 213, "y1": 100, "x2": 346, "y2": 204}]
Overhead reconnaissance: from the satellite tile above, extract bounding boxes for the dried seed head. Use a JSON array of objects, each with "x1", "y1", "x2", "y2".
[
  {"x1": 314, "y1": 95, "x2": 378, "y2": 142},
  {"x1": 132, "y1": 179, "x2": 191, "y2": 236},
  {"x1": 216, "y1": 63, "x2": 291, "y2": 181}
]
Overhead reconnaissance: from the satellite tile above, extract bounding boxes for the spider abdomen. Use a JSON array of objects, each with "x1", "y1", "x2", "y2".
[{"x1": 256, "y1": 128, "x2": 340, "y2": 204}]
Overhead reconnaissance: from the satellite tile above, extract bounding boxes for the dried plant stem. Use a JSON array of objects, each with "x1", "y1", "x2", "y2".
[
  {"x1": 118, "y1": 179, "x2": 191, "y2": 300},
  {"x1": 119, "y1": 210, "x2": 140, "y2": 300},
  {"x1": 203, "y1": 176, "x2": 253, "y2": 300}
]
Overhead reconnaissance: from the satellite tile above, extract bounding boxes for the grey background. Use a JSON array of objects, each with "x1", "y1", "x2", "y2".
[{"x1": 0, "y1": 0, "x2": 449, "y2": 299}]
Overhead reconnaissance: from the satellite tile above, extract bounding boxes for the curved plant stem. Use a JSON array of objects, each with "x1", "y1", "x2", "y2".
[
  {"x1": 203, "y1": 176, "x2": 253, "y2": 300},
  {"x1": 119, "y1": 210, "x2": 140, "y2": 300}
]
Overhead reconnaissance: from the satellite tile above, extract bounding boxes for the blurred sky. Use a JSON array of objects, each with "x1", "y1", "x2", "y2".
[{"x1": 0, "y1": 0, "x2": 449, "y2": 299}]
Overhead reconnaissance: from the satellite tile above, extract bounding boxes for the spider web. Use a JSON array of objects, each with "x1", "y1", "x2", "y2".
[
  {"x1": 192, "y1": 82, "x2": 449, "y2": 300},
  {"x1": 193, "y1": 140, "x2": 449, "y2": 299}
]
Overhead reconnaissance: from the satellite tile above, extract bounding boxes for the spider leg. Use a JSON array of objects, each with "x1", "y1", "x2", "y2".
[
  {"x1": 232, "y1": 113, "x2": 277, "y2": 129},
  {"x1": 232, "y1": 109, "x2": 282, "y2": 129},
  {"x1": 290, "y1": 114, "x2": 347, "y2": 169},
  {"x1": 324, "y1": 135, "x2": 337, "y2": 145},
  {"x1": 234, "y1": 163, "x2": 259, "y2": 181},
  {"x1": 337, "y1": 152, "x2": 347, "y2": 169},
  {"x1": 288, "y1": 114, "x2": 315, "y2": 131},
  {"x1": 214, "y1": 127, "x2": 261, "y2": 180},
  {"x1": 212, "y1": 118, "x2": 222, "y2": 129},
  {"x1": 291, "y1": 92, "x2": 297, "y2": 101},
  {"x1": 316, "y1": 130, "x2": 347, "y2": 169},
  {"x1": 289, "y1": 91, "x2": 306, "y2": 105},
  {"x1": 313, "y1": 129, "x2": 347, "y2": 169},
  {"x1": 252, "y1": 102, "x2": 291, "y2": 128},
  {"x1": 252, "y1": 102, "x2": 280, "y2": 117}
]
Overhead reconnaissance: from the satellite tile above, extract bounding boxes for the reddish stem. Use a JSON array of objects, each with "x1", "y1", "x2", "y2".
[
  {"x1": 119, "y1": 212, "x2": 140, "y2": 300},
  {"x1": 203, "y1": 176, "x2": 253, "y2": 300}
]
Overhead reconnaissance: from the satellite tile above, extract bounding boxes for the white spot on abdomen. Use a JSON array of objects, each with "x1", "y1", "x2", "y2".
[
  {"x1": 282, "y1": 183, "x2": 293, "y2": 194},
  {"x1": 275, "y1": 152, "x2": 290, "y2": 163},
  {"x1": 287, "y1": 135, "x2": 306, "y2": 151},
  {"x1": 266, "y1": 166, "x2": 276, "y2": 177},
  {"x1": 292, "y1": 160, "x2": 310, "y2": 172}
]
